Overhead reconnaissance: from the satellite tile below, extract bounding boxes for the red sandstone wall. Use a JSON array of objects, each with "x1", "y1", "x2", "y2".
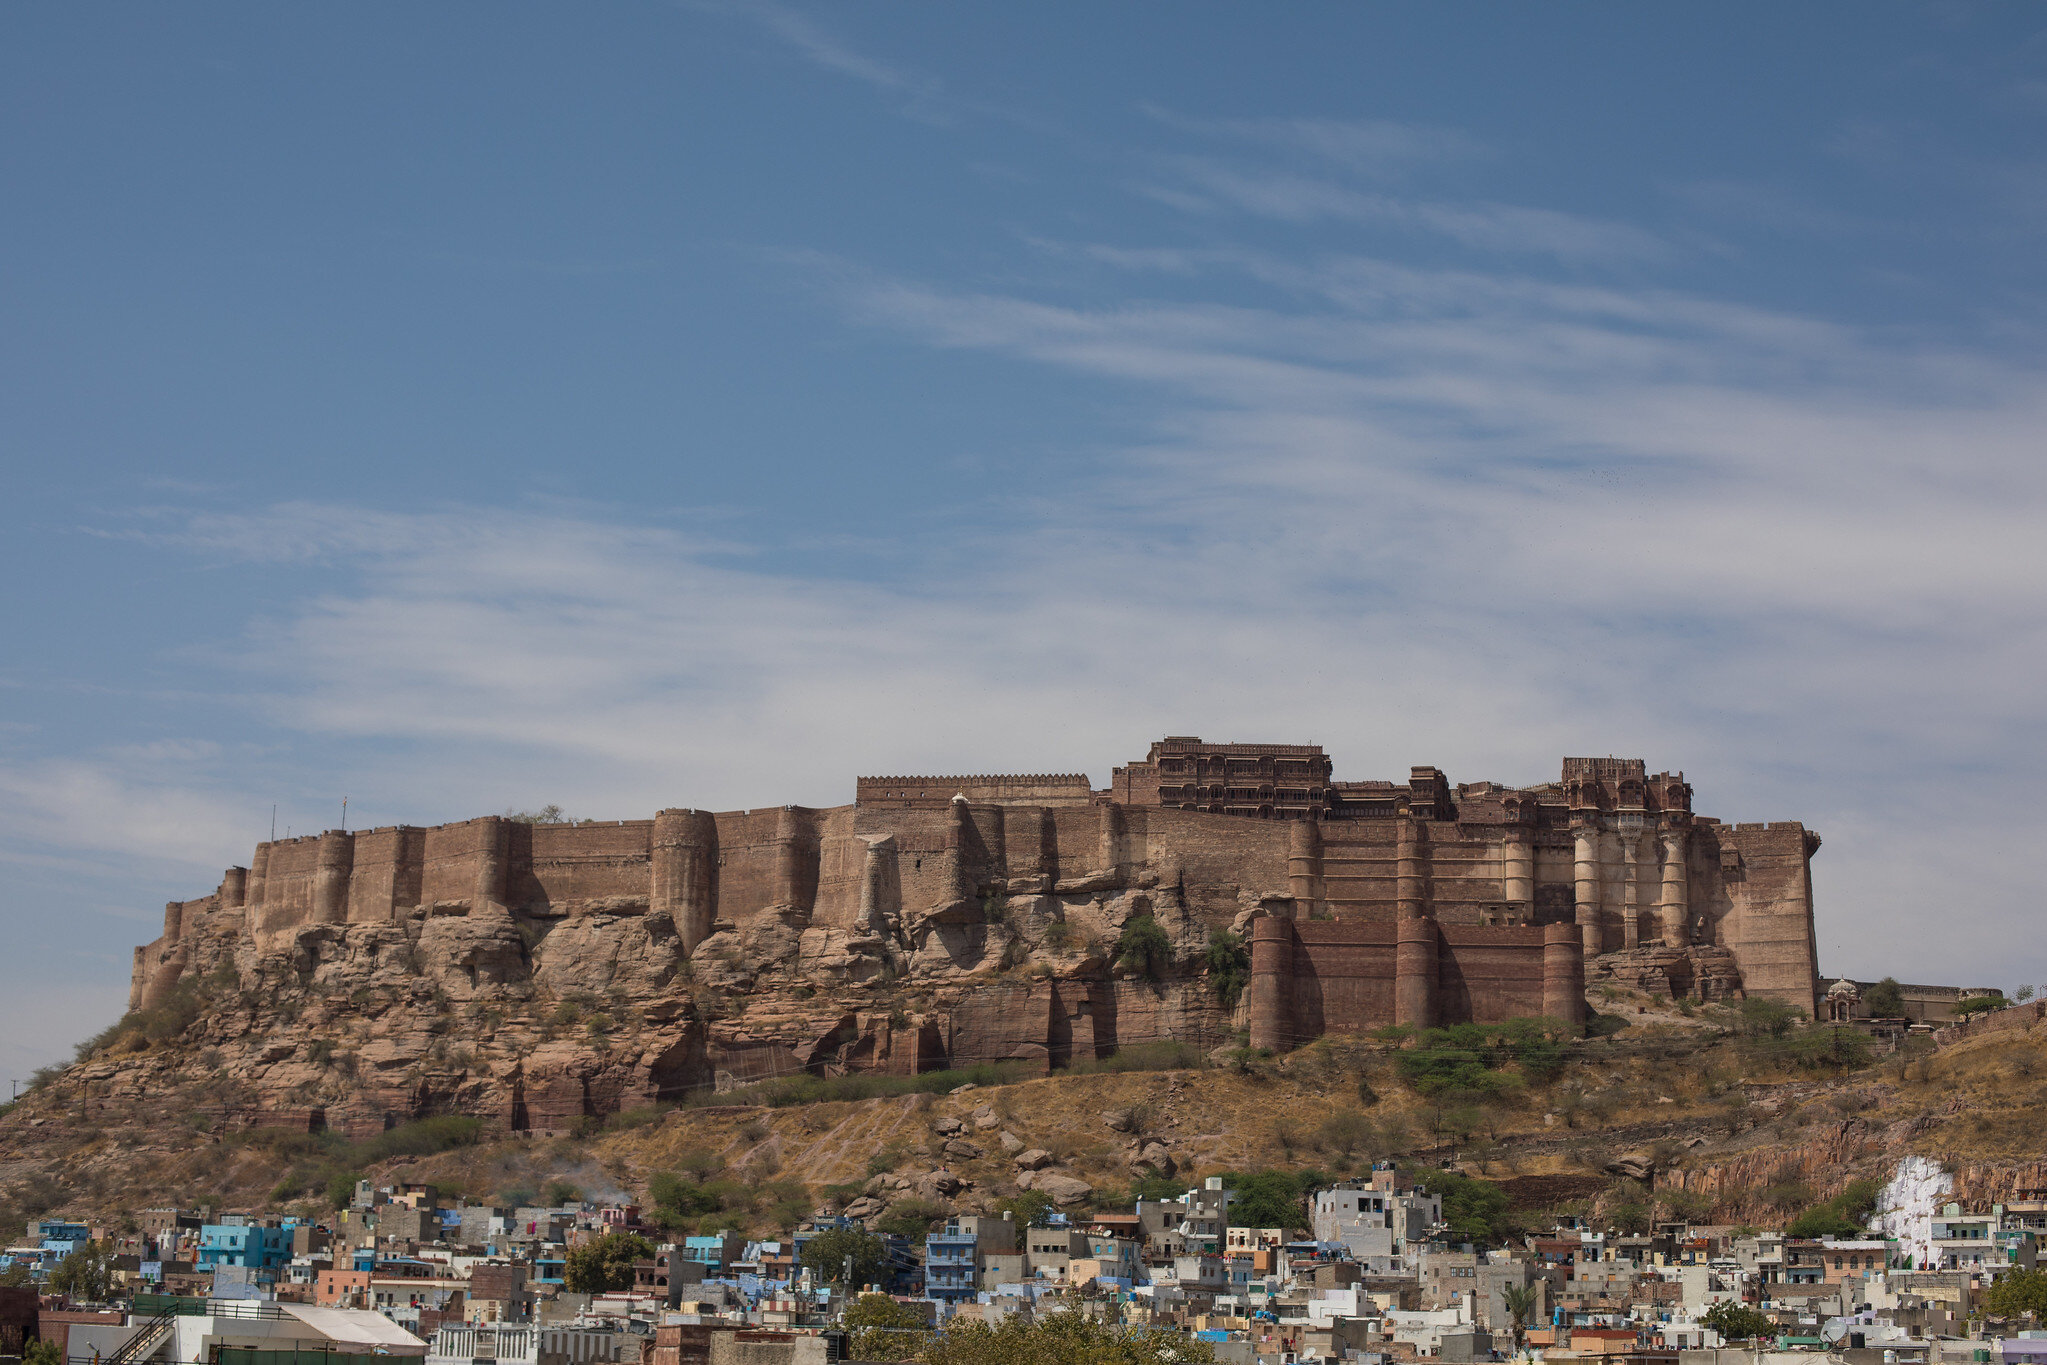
[
  {"x1": 512, "y1": 820, "x2": 653, "y2": 911},
  {"x1": 1320, "y1": 824, "x2": 1399, "y2": 915},
  {"x1": 855, "y1": 774, "x2": 1091, "y2": 808},
  {"x1": 259, "y1": 836, "x2": 321, "y2": 928},
  {"x1": 946, "y1": 979, "x2": 1227, "y2": 1070},
  {"x1": 1712, "y1": 822, "x2": 1820, "y2": 1015},
  {"x1": 1439, "y1": 926, "x2": 1550, "y2": 1022},
  {"x1": 889, "y1": 807, "x2": 965, "y2": 919},
  {"x1": 813, "y1": 805, "x2": 866, "y2": 929},
  {"x1": 347, "y1": 827, "x2": 421, "y2": 923},
  {"x1": 1051, "y1": 806, "x2": 1102, "y2": 880},
  {"x1": 1274, "y1": 921, "x2": 1556, "y2": 1039},
  {"x1": 419, "y1": 819, "x2": 495, "y2": 908},
  {"x1": 1429, "y1": 839, "x2": 1517, "y2": 921},
  {"x1": 709, "y1": 809, "x2": 784, "y2": 919},
  {"x1": 1135, "y1": 808, "x2": 1291, "y2": 916},
  {"x1": 1288, "y1": 921, "x2": 1401, "y2": 1040}
]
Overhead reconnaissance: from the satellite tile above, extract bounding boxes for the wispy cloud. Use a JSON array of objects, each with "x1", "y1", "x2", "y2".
[
  {"x1": 1145, "y1": 158, "x2": 1672, "y2": 262},
  {"x1": 746, "y1": 2, "x2": 921, "y2": 95},
  {"x1": 698, "y1": 1, "x2": 1033, "y2": 129},
  {"x1": 1140, "y1": 107, "x2": 1487, "y2": 173}
]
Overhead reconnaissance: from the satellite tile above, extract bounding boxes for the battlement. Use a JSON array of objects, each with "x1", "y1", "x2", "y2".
[
  {"x1": 1563, "y1": 757, "x2": 1647, "y2": 780},
  {"x1": 855, "y1": 774, "x2": 1094, "y2": 808},
  {"x1": 1148, "y1": 738, "x2": 1328, "y2": 757}
]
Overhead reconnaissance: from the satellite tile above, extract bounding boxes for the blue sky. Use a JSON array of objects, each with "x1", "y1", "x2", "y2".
[{"x1": 5, "y1": 3, "x2": 2047, "y2": 1081}]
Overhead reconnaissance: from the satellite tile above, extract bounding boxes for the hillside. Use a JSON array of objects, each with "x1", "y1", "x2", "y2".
[{"x1": 4, "y1": 988, "x2": 2044, "y2": 1239}]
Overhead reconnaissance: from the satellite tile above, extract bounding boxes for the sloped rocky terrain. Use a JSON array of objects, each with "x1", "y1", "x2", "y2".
[{"x1": 5, "y1": 988, "x2": 2045, "y2": 1239}]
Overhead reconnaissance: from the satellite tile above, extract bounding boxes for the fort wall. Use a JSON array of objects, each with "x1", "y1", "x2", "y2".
[
  {"x1": 1247, "y1": 916, "x2": 1586, "y2": 1052},
  {"x1": 127, "y1": 745, "x2": 1822, "y2": 1062},
  {"x1": 855, "y1": 774, "x2": 1093, "y2": 809}
]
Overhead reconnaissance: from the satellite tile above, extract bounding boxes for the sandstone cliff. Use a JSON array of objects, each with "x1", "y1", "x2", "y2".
[{"x1": 110, "y1": 803, "x2": 1253, "y2": 1140}]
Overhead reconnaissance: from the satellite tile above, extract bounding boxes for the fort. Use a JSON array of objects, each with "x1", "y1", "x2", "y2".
[{"x1": 126, "y1": 739, "x2": 1820, "y2": 1130}]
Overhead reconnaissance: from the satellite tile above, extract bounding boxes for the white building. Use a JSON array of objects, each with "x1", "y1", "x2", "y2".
[
  {"x1": 427, "y1": 1324, "x2": 621, "y2": 1365},
  {"x1": 68, "y1": 1300, "x2": 426, "y2": 1364},
  {"x1": 1312, "y1": 1181, "x2": 1443, "y2": 1262}
]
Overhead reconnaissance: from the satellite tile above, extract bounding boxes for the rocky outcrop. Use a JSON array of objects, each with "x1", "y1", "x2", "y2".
[
  {"x1": 97, "y1": 809, "x2": 1245, "y2": 1141},
  {"x1": 1590, "y1": 945, "x2": 1744, "y2": 1002}
]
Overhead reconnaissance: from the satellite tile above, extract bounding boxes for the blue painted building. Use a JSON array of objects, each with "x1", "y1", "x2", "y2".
[
  {"x1": 925, "y1": 1214, "x2": 1015, "y2": 1307},
  {"x1": 682, "y1": 1232, "x2": 747, "y2": 1276},
  {"x1": 196, "y1": 1223, "x2": 292, "y2": 1272},
  {"x1": 924, "y1": 1226, "x2": 977, "y2": 1304},
  {"x1": 32, "y1": 1220, "x2": 91, "y2": 1266}
]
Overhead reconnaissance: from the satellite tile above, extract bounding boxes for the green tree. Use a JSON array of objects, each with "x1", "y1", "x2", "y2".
[
  {"x1": 562, "y1": 1232, "x2": 655, "y2": 1293},
  {"x1": 1702, "y1": 1301, "x2": 1777, "y2": 1343},
  {"x1": 1114, "y1": 917, "x2": 1173, "y2": 980},
  {"x1": 24, "y1": 1339, "x2": 61, "y2": 1365},
  {"x1": 1501, "y1": 1284, "x2": 1540, "y2": 1351},
  {"x1": 1739, "y1": 997, "x2": 1803, "y2": 1037},
  {"x1": 1204, "y1": 930, "x2": 1250, "y2": 1007},
  {"x1": 1955, "y1": 993, "x2": 2008, "y2": 1018},
  {"x1": 1428, "y1": 1171, "x2": 1512, "y2": 1243},
  {"x1": 646, "y1": 1171, "x2": 722, "y2": 1228},
  {"x1": 800, "y1": 1227, "x2": 888, "y2": 1289},
  {"x1": 1128, "y1": 1173, "x2": 1189, "y2": 1203},
  {"x1": 1983, "y1": 1268, "x2": 2047, "y2": 1319},
  {"x1": 843, "y1": 1292, "x2": 927, "y2": 1360},
  {"x1": 325, "y1": 1170, "x2": 362, "y2": 1211},
  {"x1": 997, "y1": 1191, "x2": 1055, "y2": 1228},
  {"x1": 0, "y1": 1260, "x2": 35, "y2": 1288},
  {"x1": 919, "y1": 1311, "x2": 1216, "y2": 1365},
  {"x1": 1785, "y1": 1179, "x2": 1881, "y2": 1239},
  {"x1": 1220, "y1": 1170, "x2": 1318, "y2": 1232},
  {"x1": 1608, "y1": 1199, "x2": 1651, "y2": 1235},
  {"x1": 505, "y1": 805, "x2": 576, "y2": 824},
  {"x1": 874, "y1": 1199, "x2": 949, "y2": 1241},
  {"x1": 47, "y1": 1242, "x2": 111, "y2": 1302},
  {"x1": 1862, "y1": 978, "x2": 1907, "y2": 1019}
]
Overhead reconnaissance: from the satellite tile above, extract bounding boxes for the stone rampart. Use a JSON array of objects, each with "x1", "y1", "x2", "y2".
[{"x1": 122, "y1": 743, "x2": 1820, "y2": 1130}]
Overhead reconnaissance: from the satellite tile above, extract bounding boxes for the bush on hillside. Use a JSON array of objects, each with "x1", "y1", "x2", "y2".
[
  {"x1": 1114, "y1": 916, "x2": 1173, "y2": 980},
  {"x1": 1785, "y1": 1178, "x2": 1881, "y2": 1238},
  {"x1": 1205, "y1": 930, "x2": 1250, "y2": 1007}
]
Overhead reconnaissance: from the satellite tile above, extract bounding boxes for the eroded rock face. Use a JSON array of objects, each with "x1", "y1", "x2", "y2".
[
  {"x1": 1591, "y1": 945, "x2": 1744, "y2": 1002},
  {"x1": 93, "y1": 865, "x2": 1243, "y2": 1141}
]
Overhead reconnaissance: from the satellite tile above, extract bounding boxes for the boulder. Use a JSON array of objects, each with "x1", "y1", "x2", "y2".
[
  {"x1": 1605, "y1": 1156, "x2": 1654, "y2": 1181},
  {"x1": 943, "y1": 1139, "x2": 984, "y2": 1161},
  {"x1": 1031, "y1": 1173, "x2": 1094, "y2": 1206},
  {"x1": 1103, "y1": 1106, "x2": 1138, "y2": 1133},
  {"x1": 912, "y1": 1170, "x2": 968, "y2": 1200},
  {"x1": 933, "y1": 1116, "x2": 965, "y2": 1135},
  {"x1": 998, "y1": 1131, "x2": 1025, "y2": 1155},
  {"x1": 1014, "y1": 1149, "x2": 1055, "y2": 1171}
]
